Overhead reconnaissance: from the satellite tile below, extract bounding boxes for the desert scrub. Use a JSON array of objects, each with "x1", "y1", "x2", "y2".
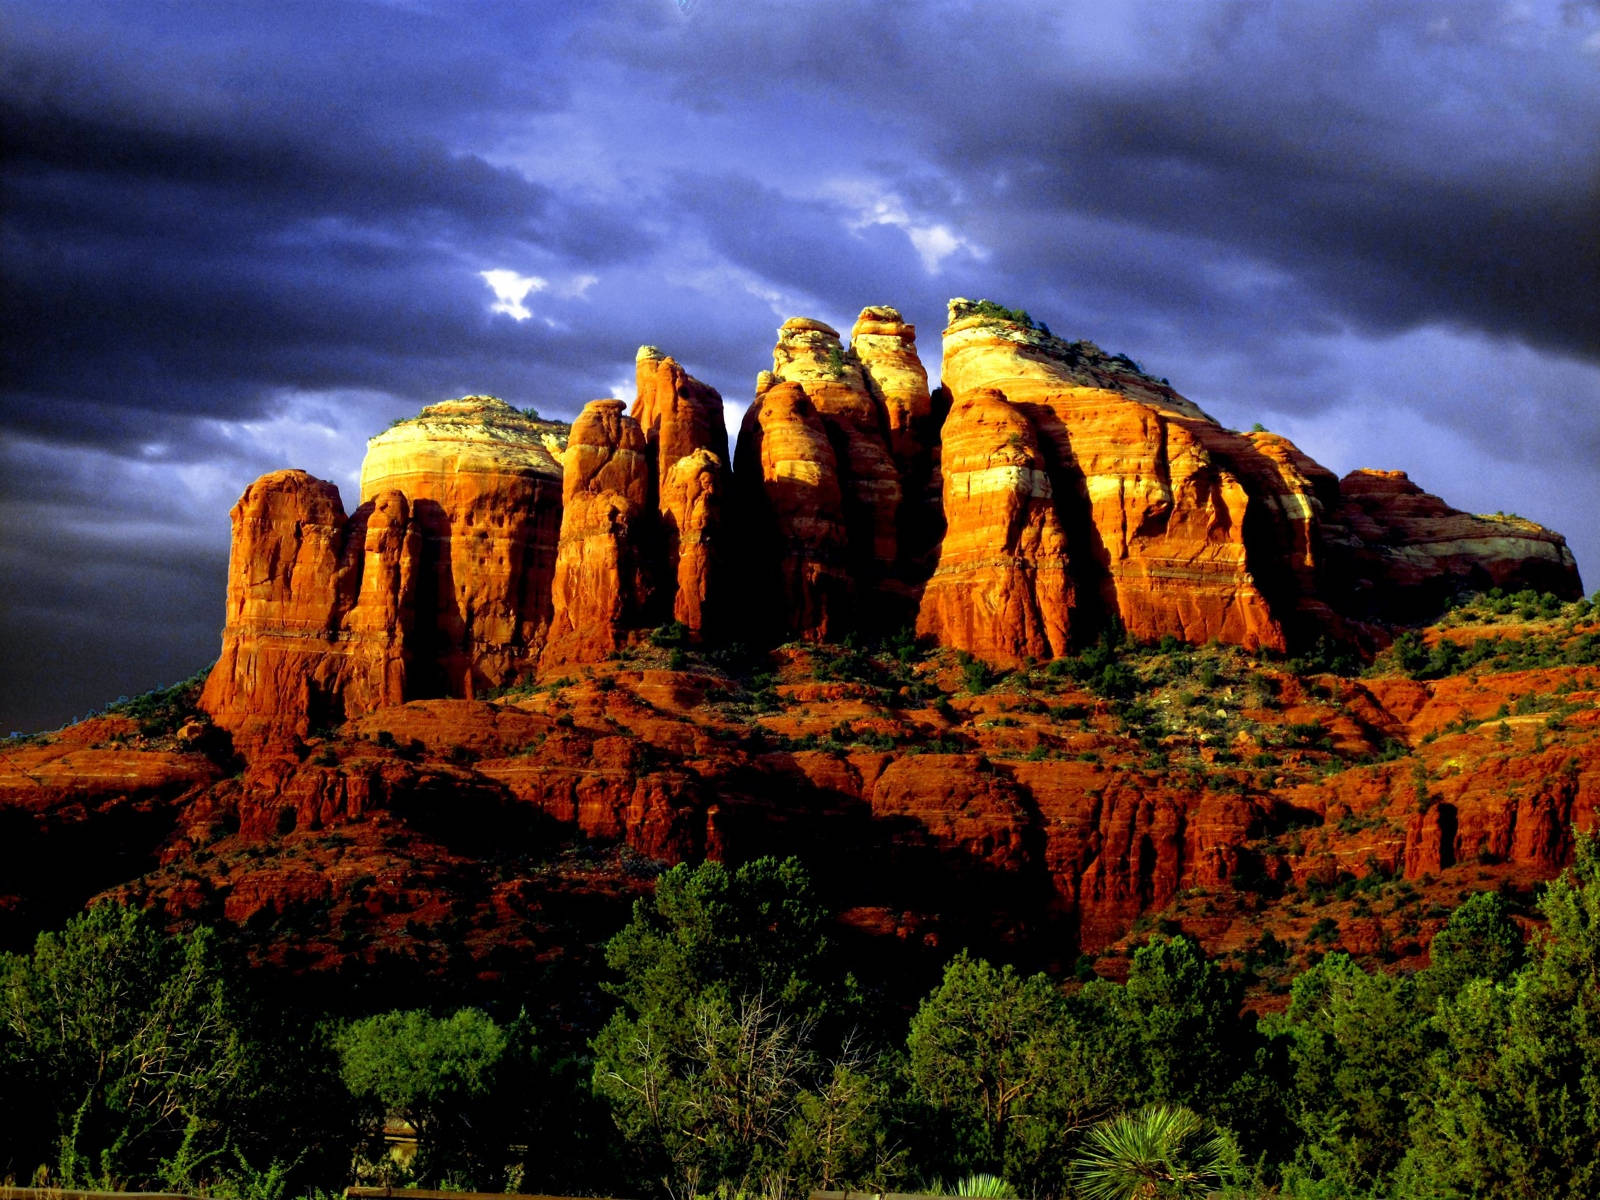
[{"x1": 101, "y1": 664, "x2": 213, "y2": 738}]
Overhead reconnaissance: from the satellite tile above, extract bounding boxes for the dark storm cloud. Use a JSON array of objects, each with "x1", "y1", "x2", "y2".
[
  {"x1": 602, "y1": 0, "x2": 1599, "y2": 362},
  {"x1": 3, "y1": 0, "x2": 1598, "y2": 732}
]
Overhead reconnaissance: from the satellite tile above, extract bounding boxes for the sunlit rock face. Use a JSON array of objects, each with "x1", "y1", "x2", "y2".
[
  {"x1": 923, "y1": 299, "x2": 1582, "y2": 661},
  {"x1": 916, "y1": 387, "x2": 1073, "y2": 663},
  {"x1": 631, "y1": 347, "x2": 731, "y2": 638},
  {"x1": 771, "y1": 317, "x2": 903, "y2": 628},
  {"x1": 204, "y1": 399, "x2": 570, "y2": 744},
  {"x1": 200, "y1": 469, "x2": 416, "y2": 745},
  {"x1": 543, "y1": 399, "x2": 655, "y2": 667},
  {"x1": 201, "y1": 300, "x2": 1584, "y2": 742},
  {"x1": 360, "y1": 395, "x2": 568, "y2": 693},
  {"x1": 850, "y1": 305, "x2": 944, "y2": 618},
  {"x1": 926, "y1": 301, "x2": 1298, "y2": 660}
]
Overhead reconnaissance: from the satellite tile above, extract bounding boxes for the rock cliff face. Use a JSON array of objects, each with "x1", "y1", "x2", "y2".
[
  {"x1": 916, "y1": 388, "x2": 1073, "y2": 662},
  {"x1": 772, "y1": 318, "x2": 903, "y2": 623},
  {"x1": 13, "y1": 607, "x2": 1598, "y2": 991},
  {"x1": 543, "y1": 399, "x2": 654, "y2": 666},
  {"x1": 631, "y1": 347, "x2": 731, "y2": 636},
  {"x1": 921, "y1": 299, "x2": 1582, "y2": 662},
  {"x1": 200, "y1": 299, "x2": 1583, "y2": 740},
  {"x1": 850, "y1": 306, "x2": 943, "y2": 609},
  {"x1": 13, "y1": 293, "x2": 1595, "y2": 1017},
  {"x1": 359, "y1": 395, "x2": 567, "y2": 693},
  {"x1": 734, "y1": 378, "x2": 852, "y2": 641},
  {"x1": 1330, "y1": 469, "x2": 1582, "y2": 623},
  {"x1": 200, "y1": 470, "x2": 414, "y2": 744},
  {"x1": 203, "y1": 399, "x2": 569, "y2": 744}
]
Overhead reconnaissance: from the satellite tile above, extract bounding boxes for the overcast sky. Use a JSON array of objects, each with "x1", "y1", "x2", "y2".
[{"x1": 3, "y1": 0, "x2": 1597, "y2": 733}]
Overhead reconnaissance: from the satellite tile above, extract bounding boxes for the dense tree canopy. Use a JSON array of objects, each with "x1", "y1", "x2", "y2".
[{"x1": 5, "y1": 836, "x2": 1600, "y2": 1198}]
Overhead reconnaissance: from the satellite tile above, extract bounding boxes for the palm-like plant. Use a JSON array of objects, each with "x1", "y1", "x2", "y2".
[
  {"x1": 1070, "y1": 1103, "x2": 1239, "y2": 1200},
  {"x1": 948, "y1": 1173, "x2": 1018, "y2": 1198}
]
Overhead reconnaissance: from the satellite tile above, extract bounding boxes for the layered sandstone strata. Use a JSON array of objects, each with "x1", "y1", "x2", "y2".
[
  {"x1": 849, "y1": 306, "x2": 933, "y2": 466},
  {"x1": 1330, "y1": 469, "x2": 1583, "y2": 621},
  {"x1": 924, "y1": 301, "x2": 1298, "y2": 660},
  {"x1": 850, "y1": 306, "x2": 944, "y2": 606},
  {"x1": 543, "y1": 399, "x2": 654, "y2": 665},
  {"x1": 360, "y1": 395, "x2": 567, "y2": 692},
  {"x1": 200, "y1": 299, "x2": 1584, "y2": 745},
  {"x1": 632, "y1": 347, "x2": 730, "y2": 636},
  {"x1": 915, "y1": 388, "x2": 1072, "y2": 662},
  {"x1": 204, "y1": 399, "x2": 570, "y2": 742}
]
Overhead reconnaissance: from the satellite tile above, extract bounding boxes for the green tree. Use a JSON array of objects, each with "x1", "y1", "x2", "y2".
[
  {"x1": 603, "y1": 857, "x2": 830, "y2": 1027},
  {"x1": 1071, "y1": 1103, "x2": 1242, "y2": 1200},
  {"x1": 592, "y1": 857, "x2": 890, "y2": 1198},
  {"x1": 0, "y1": 904, "x2": 252, "y2": 1187},
  {"x1": 1400, "y1": 833, "x2": 1600, "y2": 1197},
  {"x1": 1275, "y1": 953, "x2": 1427, "y2": 1195},
  {"x1": 905, "y1": 952, "x2": 1122, "y2": 1192},
  {"x1": 1102, "y1": 934, "x2": 1286, "y2": 1154},
  {"x1": 1416, "y1": 890, "x2": 1526, "y2": 1008},
  {"x1": 334, "y1": 1006, "x2": 508, "y2": 1187}
]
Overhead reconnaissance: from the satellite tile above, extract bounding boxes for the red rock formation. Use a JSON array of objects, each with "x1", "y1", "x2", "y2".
[
  {"x1": 631, "y1": 347, "x2": 730, "y2": 636},
  {"x1": 197, "y1": 301, "x2": 1583, "y2": 752},
  {"x1": 927, "y1": 300, "x2": 1583, "y2": 659},
  {"x1": 360, "y1": 395, "x2": 567, "y2": 693},
  {"x1": 772, "y1": 318, "x2": 902, "y2": 619},
  {"x1": 850, "y1": 306, "x2": 944, "y2": 608},
  {"x1": 203, "y1": 398, "x2": 570, "y2": 743},
  {"x1": 916, "y1": 388, "x2": 1073, "y2": 663},
  {"x1": 1331, "y1": 469, "x2": 1583, "y2": 620},
  {"x1": 633, "y1": 346, "x2": 730, "y2": 476},
  {"x1": 849, "y1": 306, "x2": 932, "y2": 467},
  {"x1": 660, "y1": 448, "x2": 724, "y2": 635},
  {"x1": 201, "y1": 469, "x2": 412, "y2": 744},
  {"x1": 543, "y1": 399, "x2": 654, "y2": 665},
  {"x1": 932, "y1": 301, "x2": 1293, "y2": 656},
  {"x1": 734, "y1": 378, "x2": 851, "y2": 641}
]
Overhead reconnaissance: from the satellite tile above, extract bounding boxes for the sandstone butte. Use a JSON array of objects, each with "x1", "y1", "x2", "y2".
[
  {"x1": 201, "y1": 299, "x2": 1581, "y2": 745},
  {"x1": 3, "y1": 298, "x2": 1592, "y2": 1004}
]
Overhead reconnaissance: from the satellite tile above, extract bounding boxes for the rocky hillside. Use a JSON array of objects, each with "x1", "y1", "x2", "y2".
[
  {"x1": 2, "y1": 595, "x2": 1597, "y2": 1010},
  {"x1": 1, "y1": 297, "x2": 1591, "y2": 1012}
]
